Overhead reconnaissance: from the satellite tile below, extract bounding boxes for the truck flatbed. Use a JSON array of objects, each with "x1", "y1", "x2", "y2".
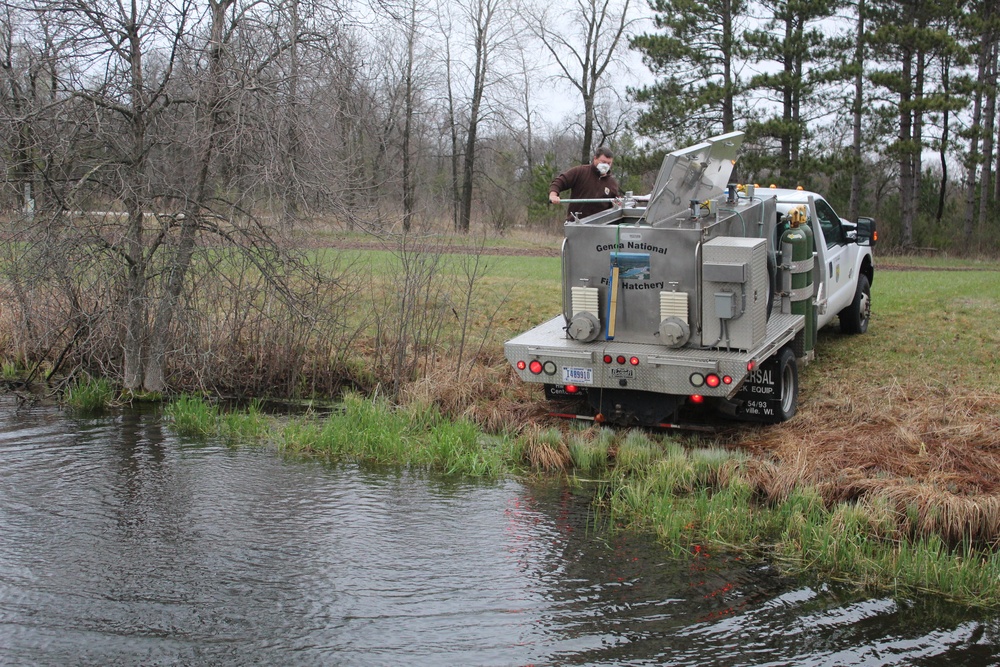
[{"x1": 505, "y1": 310, "x2": 802, "y2": 399}]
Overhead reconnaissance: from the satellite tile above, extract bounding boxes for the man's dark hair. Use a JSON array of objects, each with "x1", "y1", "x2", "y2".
[{"x1": 594, "y1": 147, "x2": 614, "y2": 159}]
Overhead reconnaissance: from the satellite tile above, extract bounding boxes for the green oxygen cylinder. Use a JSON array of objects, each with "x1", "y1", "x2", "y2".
[
  {"x1": 781, "y1": 206, "x2": 815, "y2": 355},
  {"x1": 802, "y1": 220, "x2": 817, "y2": 352}
]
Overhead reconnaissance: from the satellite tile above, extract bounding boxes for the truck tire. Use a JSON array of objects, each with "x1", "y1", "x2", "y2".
[
  {"x1": 772, "y1": 346, "x2": 798, "y2": 423},
  {"x1": 839, "y1": 274, "x2": 871, "y2": 334}
]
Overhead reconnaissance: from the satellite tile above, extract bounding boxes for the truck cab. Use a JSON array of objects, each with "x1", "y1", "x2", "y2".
[{"x1": 769, "y1": 188, "x2": 876, "y2": 336}]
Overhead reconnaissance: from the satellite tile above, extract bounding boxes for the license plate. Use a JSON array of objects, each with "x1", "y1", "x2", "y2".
[
  {"x1": 562, "y1": 366, "x2": 593, "y2": 385},
  {"x1": 610, "y1": 367, "x2": 634, "y2": 379}
]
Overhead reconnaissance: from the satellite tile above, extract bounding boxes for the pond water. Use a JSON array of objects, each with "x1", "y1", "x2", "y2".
[{"x1": 1, "y1": 400, "x2": 998, "y2": 666}]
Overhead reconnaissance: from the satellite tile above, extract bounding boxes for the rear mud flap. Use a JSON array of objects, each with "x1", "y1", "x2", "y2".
[{"x1": 731, "y1": 354, "x2": 784, "y2": 422}]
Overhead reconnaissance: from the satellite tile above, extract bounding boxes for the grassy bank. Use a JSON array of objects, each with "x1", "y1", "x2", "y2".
[
  {"x1": 147, "y1": 251, "x2": 1000, "y2": 606},
  {"x1": 163, "y1": 386, "x2": 1000, "y2": 607},
  {"x1": 164, "y1": 391, "x2": 557, "y2": 478}
]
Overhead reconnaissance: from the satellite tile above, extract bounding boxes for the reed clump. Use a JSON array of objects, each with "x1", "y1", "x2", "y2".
[
  {"x1": 520, "y1": 424, "x2": 572, "y2": 472},
  {"x1": 63, "y1": 376, "x2": 116, "y2": 413},
  {"x1": 164, "y1": 395, "x2": 270, "y2": 443},
  {"x1": 566, "y1": 426, "x2": 614, "y2": 474},
  {"x1": 276, "y1": 392, "x2": 521, "y2": 477}
]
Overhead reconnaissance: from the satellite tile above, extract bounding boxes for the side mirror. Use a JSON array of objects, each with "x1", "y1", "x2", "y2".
[{"x1": 856, "y1": 216, "x2": 877, "y2": 247}]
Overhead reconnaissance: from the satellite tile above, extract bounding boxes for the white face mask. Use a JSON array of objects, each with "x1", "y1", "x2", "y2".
[{"x1": 596, "y1": 162, "x2": 611, "y2": 176}]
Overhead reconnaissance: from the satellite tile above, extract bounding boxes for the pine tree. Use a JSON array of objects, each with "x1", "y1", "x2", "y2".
[
  {"x1": 741, "y1": 0, "x2": 841, "y2": 187},
  {"x1": 629, "y1": 0, "x2": 750, "y2": 144},
  {"x1": 867, "y1": 0, "x2": 965, "y2": 247},
  {"x1": 962, "y1": 0, "x2": 999, "y2": 248}
]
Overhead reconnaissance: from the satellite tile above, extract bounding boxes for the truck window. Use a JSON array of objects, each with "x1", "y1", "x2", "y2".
[{"x1": 814, "y1": 199, "x2": 843, "y2": 248}]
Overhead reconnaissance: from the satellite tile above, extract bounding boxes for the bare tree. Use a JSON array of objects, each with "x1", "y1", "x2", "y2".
[
  {"x1": 401, "y1": 0, "x2": 419, "y2": 232},
  {"x1": 529, "y1": 0, "x2": 635, "y2": 163},
  {"x1": 376, "y1": 0, "x2": 437, "y2": 232},
  {"x1": 437, "y1": 0, "x2": 519, "y2": 232},
  {"x1": 51, "y1": 0, "x2": 198, "y2": 390},
  {"x1": 0, "y1": 0, "x2": 361, "y2": 395},
  {"x1": 143, "y1": 0, "x2": 234, "y2": 392}
]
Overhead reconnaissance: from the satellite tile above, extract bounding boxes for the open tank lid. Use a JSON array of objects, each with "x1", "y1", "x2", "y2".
[{"x1": 643, "y1": 131, "x2": 745, "y2": 224}]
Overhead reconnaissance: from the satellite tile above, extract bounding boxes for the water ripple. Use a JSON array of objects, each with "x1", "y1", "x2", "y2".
[{"x1": 1, "y1": 403, "x2": 999, "y2": 666}]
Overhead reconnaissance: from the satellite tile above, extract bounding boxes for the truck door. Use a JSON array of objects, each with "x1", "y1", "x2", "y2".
[{"x1": 811, "y1": 198, "x2": 851, "y2": 320}]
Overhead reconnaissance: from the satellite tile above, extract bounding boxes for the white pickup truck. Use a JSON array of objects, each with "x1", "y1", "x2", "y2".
[{"x1": 504, "y1": 133, "x2": 876, "y2": 427}]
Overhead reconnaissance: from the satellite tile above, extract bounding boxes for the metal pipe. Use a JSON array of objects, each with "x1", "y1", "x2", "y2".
[{"x1": 557, "y1": 198, "x2": 619, "y2": 203}]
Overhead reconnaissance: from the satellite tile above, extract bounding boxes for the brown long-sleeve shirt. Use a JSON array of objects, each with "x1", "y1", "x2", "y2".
[{"x1": 550, "y1": 164, "x2": 621, "y2": 221}]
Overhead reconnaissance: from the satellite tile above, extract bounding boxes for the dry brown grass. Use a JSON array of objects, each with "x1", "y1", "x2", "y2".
[
  {"x1": 400, "y1": 353, "x2": 553, "y2": 435},
  {"x1": 403, "y1": 351, "x2": 1000, "y2": 546},
  {"x1": 398, "y1": 351, "x2": 576, "y2": 472},
  {"x1": 519, "y1": 424, "x2": 572, "y2": 472},
  {"x1": 732, "y1": 382, "x2": 1000, "y2": 544}
]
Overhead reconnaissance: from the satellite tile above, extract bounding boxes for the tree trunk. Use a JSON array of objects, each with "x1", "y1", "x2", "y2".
[
  {"x1": 937, "y1": 54, "x2": 950, "y2": 223},
  {"x1": 581, "y1": 91, "x2": 594, "y2": 164},
  {"x1": 443, "y1": 40, "x2": 461, "y2": 231},
  {"x1": 912, "y1": 49, "x2": 925, "y2": 225},
  {"x1": 964, "y1": 0, "x2": 993, "y2": 246},
  {"x1": 123, "y1": 204, "x2": 147, "y2": 391},
  {"x1": 458, "y1": 8, "x2": 490, "y2": 233},
  {"x1": 992, "y1": 38, "x2": 1000, "y2": 203},
  {"x1": 722, "y1": 0, "x2": 735, "y2": 132},
  {"x1": 899, "y1": 46, "x2": 914, "y2": 247},
  {"x1": 849, "y1": 0, "x2": 865, "y2": 222},
  {"x1": 780, "y1": 12, "x2": 793, "y2": 177},
  {"x1": 402, "y1": 0, "x2": 416, "y2": 233},
  {"x1": 143, "y1": 0, "x2": 233, "y2": 392},
  {"x1": 122, "y1": 16, "x2": 150, "y2": 391},
  {"x1": 980, "y1": 41, "x2": 997, "y2": 231},
  {"x1": 283, "y1": 0, "x2": 301, "y2": 227}
]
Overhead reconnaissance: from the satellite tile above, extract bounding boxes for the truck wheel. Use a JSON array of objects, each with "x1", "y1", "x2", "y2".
[
  {"x1": 839, "y1": 274, "x2": 871, "y2": 334},
  {"x1": 772, "y1": 346, "x2": 798, "y2": 423}
]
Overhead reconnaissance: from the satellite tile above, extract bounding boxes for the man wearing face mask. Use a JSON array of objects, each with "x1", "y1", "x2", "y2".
[{"x1": 548, "y1": 147, "x2": 621, "y2": 221}]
